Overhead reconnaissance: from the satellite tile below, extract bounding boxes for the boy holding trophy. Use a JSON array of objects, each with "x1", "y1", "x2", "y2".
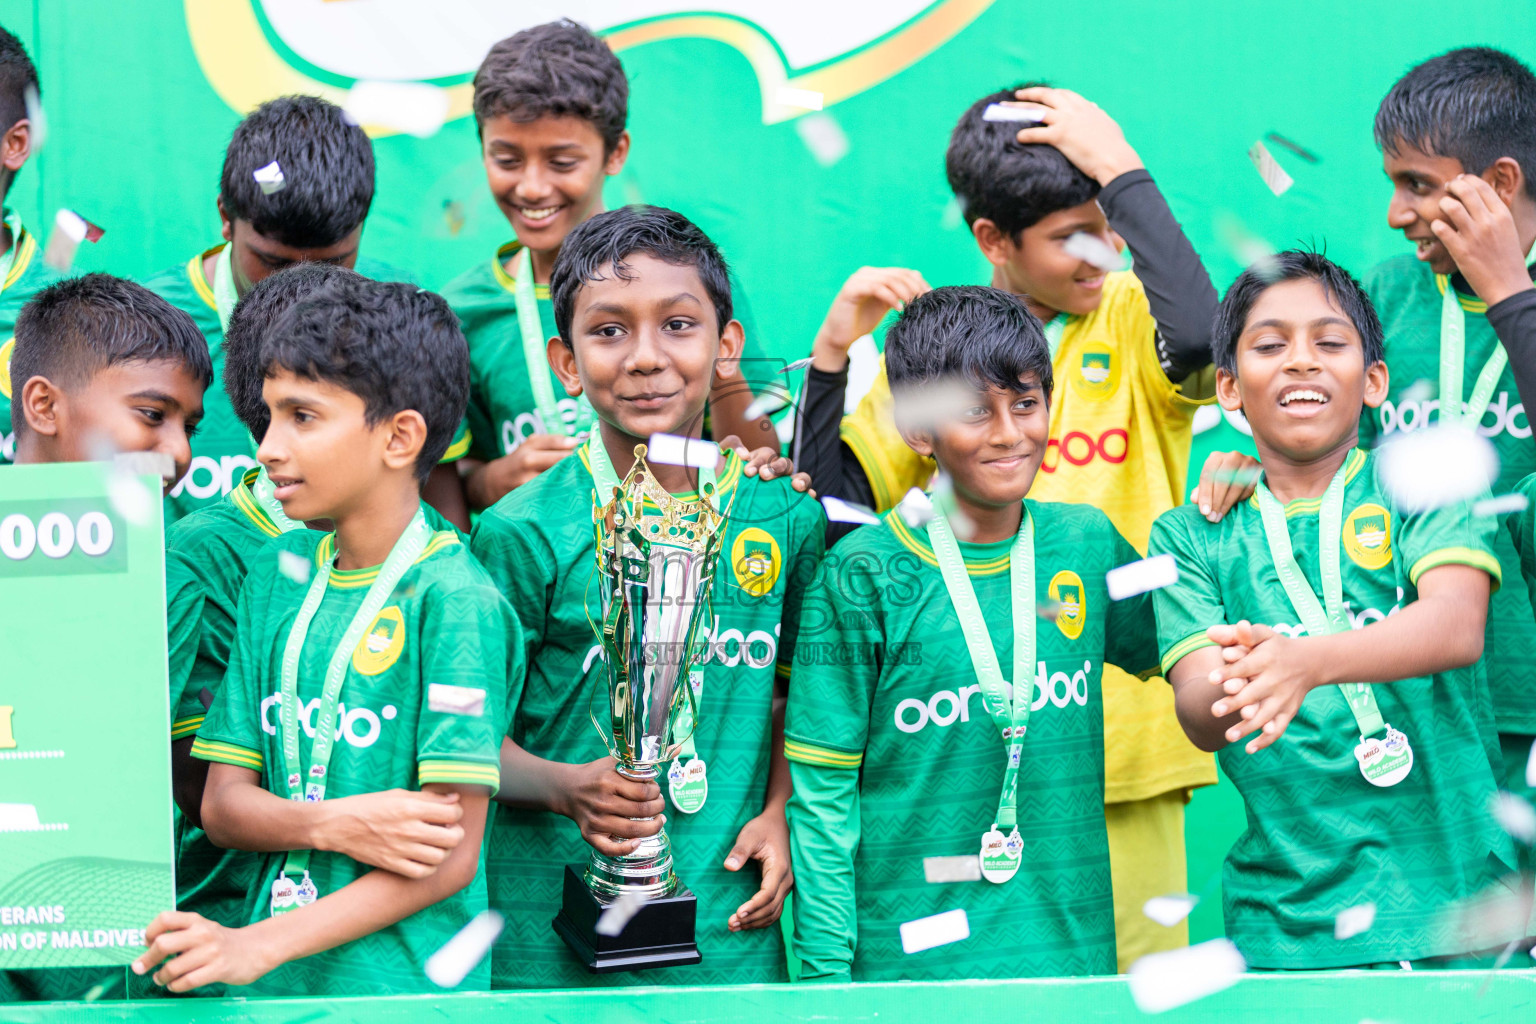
[{"x1": 470, "y1": 205, "x2": 825, "y2": 986}]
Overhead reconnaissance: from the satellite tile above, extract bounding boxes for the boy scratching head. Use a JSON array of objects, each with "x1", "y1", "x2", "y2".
[
  {"x1": 0, "y1": 24, "x2": 37, "y2": 206},
  {"x1": 217, "y1": 95, "x2": 375, "y2": 296},
  {"x1": 10, "y1": 274, "x2": 210, "y2": 484},
  {"x1": 257, "y1": 278, "x2": 468, "y2": 528},
  {"x1": 888, "y1": 286, "x2": 1053, "y2": 517},
  {"x1": 549, "y1": 204, "x2": 740, "y2": 448},
  {"x1": 1213, "y1": 251, "x2": 1388, "y2": 468},
  {"x1": 948, "y1": 85, "x2": 1112, "y2": 317},
  {"x1": 223, "y1": 261, "x2": 362, "y2": 444},
  {"x1": 1376, "y1": 46, "x2": 1536, "y2": 275},
  {"x1": 474, "y1": 19, "x2": 629, "y2": 266}
]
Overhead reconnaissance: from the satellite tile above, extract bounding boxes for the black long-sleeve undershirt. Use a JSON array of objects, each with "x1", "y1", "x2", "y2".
[
  {"x1": 793, "y1": 170, "x2": 1218, "y2": 528},
  {"x1": 1485, "y1": 287, "x2": 1536, "y2": 431}
]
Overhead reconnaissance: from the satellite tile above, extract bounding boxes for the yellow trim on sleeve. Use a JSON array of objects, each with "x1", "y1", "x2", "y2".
[
  {"x1": 1161, "y1": 631, "x2": 1217, "y2": 677},
  {"x1": 784, "y1": 738, "x2": 863, "y2": 769},
  {"x1": 1408, "y1": 546, "x2": 1503, "y2": 591},
  {"x1": 418, "y1": 760, "x2": 501, "y2": 794},
  {"x1": 775, "y1": 662, "x2": 793, "y2": 681},
  {"x1": 171, "y1": 715, "x2": 205, "y2": 741},
  {"x1": 190, "y1": 737, "x2": 264, "y2": 770}
]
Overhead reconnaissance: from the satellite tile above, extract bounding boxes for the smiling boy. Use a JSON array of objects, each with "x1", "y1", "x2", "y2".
[
  {"x1": 142, "y1": 277, "x2": 518, "y2": 995},
  {"x1": 444, "y1": 20, "x2": 770, "y2": 511},
  {"x1": 786, "y1": 285, "x2": 1159, "y2": 981},
  {"x1": 1149, "y1": 251, "x2": 1517, "y2": 969},
  {"x1": 470, "y1": 205, "x2": 824, "y2": 986}
]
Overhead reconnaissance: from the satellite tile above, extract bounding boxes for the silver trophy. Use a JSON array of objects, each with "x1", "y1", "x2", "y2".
[{"x1": 553, "y1": 444, "x2": 732, "y2": 972}]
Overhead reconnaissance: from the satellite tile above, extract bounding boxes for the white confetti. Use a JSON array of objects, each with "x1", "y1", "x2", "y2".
[
  {"x1": 899, "y1": 908, "x2": 970, "y2": 954},
  {"x1": 923, "y1": 855, "x2": 982, "y2": 884},
  {"x1": 982, "y1": 102, "x2": 1050, "y2": 124},
  {"x1": 343, "y1": 80, "x2": 451, "y2": 138},
  {"x1": 1128, "y1": 938, "x2": 1246, "y2": 1014},
  {"x1": 1248, "y1": 141, "x2": 1294, "y2": 196},
  {"x1": 821, "y1": 496, "x2": 881, "y2": 525},
  {"x1": 781, "y1": 356, "x2": 814, "y2": 374},
  {"x1": 1375, "y1": 425, "x2": 1499, "y2": 513},
  {"x1": 897, "y1": 487, "x2": 935, "y2": 529},
  {"x1": 23, "y1": 84, "x2": 46, "y2": 154},
  {"x1": 1215, "y1": 214, "x2": 1281, "y2": 282},
  {"x1": 930, "y1": 474, "x2": 975, "y2": 540},
  {"x1": 424, "y1": 909, "x2": 503, "y2": 988},
  {"x1": 1473, "y1": 493, "x2": 1529, "y2": 518},
  {"x1": 1438, "y1": 883, "x2": 1534, "y2": 952},
  {"x1": 594, "y1": 891, "x2": 647, "y2": 937},
  {"x1": 1143, "y1": 893, "x2": 1199, "y2": 927},
  {"x1": 43, "y1": 208, "x2": 88, "y2": 272},
  {"x1": 890, "y1": 377, "x2": 974, "y2": 435},
  {"x1": 1526, "y1": 737, "x2": 1536, "y2": 790},
  {"x1": 253, "y1": 160, "x2": 286, "y2": 195},
  {"x1": 646, "y1": 433, "x2": 720, "y2": 470},
  {"x1": 1399, "y1": 378, "x2": 1437, "y2": 406},
  {"x1": 277, "y1": 550, "x2": 312, "y2": 585},
  {"x1": 775, "y1": 86, "x2": 824, "y2": 111},
  {"x1": 744, "y1": 384, "x2": 793, "y2": 421},
  {"x1": 1334, "y1": 901, "x2": 1376, "y2": 940},
  {"x1": 112, "y1": 451, "x2": 175, "y2": 482},
  {"x1": 1063, "y1": 232, "x2": 1127, "y2": 273},
  {"x1": 1491, "y1": 791, "x2": 1536, "y2": 845},
  {"x1": 428, "y1": 684, "x2": 486, "y2": 718},
  {"x1": 1107, "y1": 554, "x2": 1178, "y2": 601},
  {"x1": 795, "y1": 111, "x2": 850, "y2": 167},
  {"x1": 105, "y1": 473, "x2": 154, "y2": 527}
]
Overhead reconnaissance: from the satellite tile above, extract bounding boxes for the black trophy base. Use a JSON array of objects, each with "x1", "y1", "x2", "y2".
[{"x1": 552, "y1": 864, "x2": 702, "y2": 974}]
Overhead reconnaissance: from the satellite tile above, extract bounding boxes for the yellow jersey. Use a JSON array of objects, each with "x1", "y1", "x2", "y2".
[{"x1": 840, "y1": 271, "x2": 1218, "y2": 802}]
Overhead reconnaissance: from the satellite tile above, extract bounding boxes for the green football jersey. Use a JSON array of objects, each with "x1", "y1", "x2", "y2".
[
  {"x1": 143, "y1": 245, "x2": 462, "y2": 522},
  {"x1": 1360, "y1": 255, "x2": 1536, "y2": 734},
  {"x1": 1149, "y1": 447, "x2": 1516, "y2": 968},
  {"x1": 441, "y1": 241, "x2": 777, "y2": 465},
  {"x1": 190, "y1": 520, "x2": 517, "y2": 996},
  {"x1": 0, "y1": 216, "x2": 62, "y2": 464},
  {"x1": 783, "y1": 501, "x2": 1156, "y2": 981},
  {"x1": 469, "y1": 447, "x2": 825, "y2": 988}
]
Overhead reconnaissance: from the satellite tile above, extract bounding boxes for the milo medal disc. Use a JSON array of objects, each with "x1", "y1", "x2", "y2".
[
  {"x1": 669, "y1": 757, "x2": 709, "y2": 814},
  {"x1": 295, "y1": 871, "x2": 319, "y2": 907},
  {"x1": 270, "y1": 874, "x2": 299, "y2": 917},
  {"x1": 979, "y1": 826, "x2": 1022, "y2": 884},
  {"x1": 1355, "y1": 726, "x2": 1413, "y2": 787}
]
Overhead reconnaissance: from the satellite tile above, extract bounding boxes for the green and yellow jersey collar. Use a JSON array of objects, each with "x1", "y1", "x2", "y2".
[
  {"x1": 1435, "y1": 272, "x2": 1489, "y2": 315},
  {"x1": 886, "y1": 507, "x2": 1018, "y2": 575},
  {"x1": 185, "y1": 244, "x2": 226, "y2": 312},
  {"x1": 313, "y1": 528, "x2": 462, "y2": 588},
  {"x1": 2, "y1": 216, "x2": 36, "y2": 291},
  {"x1": 576, "y1": 441, "x2": 745, "y2": 501},
  {"x1": 229, "y1": 467, "x2": 283, "y2": 539},
  {"x1": 1245, "y1": 447, "x2": 1369, "y2": 517},
  {"x1": 491, "y1": 240, "x2": 551, "y2": 300}
]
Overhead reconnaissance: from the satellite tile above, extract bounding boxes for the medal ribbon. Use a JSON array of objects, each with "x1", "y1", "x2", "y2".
[
  {"x1": 515, "y1": 247, "x2": 594, "y2": 438},
  {"x1": 0, "y1": 210, "x2": 25, "y2": 293},
  {"x1": 275, "y1": 507, "x2": 433, "y2": 881},
  {"x1": 213, "y1": 244, "x2": 239, "y2": 335},
  {"x1": 587, "y1": 437, "x2": 719, "y2": 761},
  {"x1": 250, "y1": 469, "x2": 300, "y2": 533},
  {"x1": 1438, "y1": 239, "x2": 1536, "y2": 428},
  {"x1": 928, "y1": 505, "x2": 1035, "y2": 831},
  {"x1": 1254, "y1": 460, "x2": 1385, "y2": 737}
]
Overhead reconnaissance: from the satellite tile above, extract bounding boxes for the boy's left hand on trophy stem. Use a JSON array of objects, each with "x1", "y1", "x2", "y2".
[{"x1": 724, "y1": 810, "x2": 793, "y2": 931}]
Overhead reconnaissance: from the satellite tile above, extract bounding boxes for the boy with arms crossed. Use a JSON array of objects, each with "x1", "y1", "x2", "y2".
[
  {"x1": 795, "y1": 84, "x2": 1216, "y2": 965},
  {"x1": 1150, "y1": 252, "x2": 1519, "y2": 969},
  {"x1": 164, "y1": 265, "x2": 468, "y2": 951},
  {"x1": 0, "y1": 25, "x2": 60, "y2": 464},
  {"x1": 471, "y1": 205, "x2": 824, "y2": 986},
  {"x1": 140, "y1": 278, "x2": 519, "y2": 995},
  {"x1": 786, "y1": 286, "x2": 1160, "y2": 981},
  {"x1": 142, "y1": 96, "x2": 467, "y2": 525},
  {"x1": 444, "y1": 21, "x2": 770, "y2": 511}
]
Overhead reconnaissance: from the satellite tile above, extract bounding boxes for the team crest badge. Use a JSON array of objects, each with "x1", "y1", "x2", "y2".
[
  {"x1": 731, "y1": 528, "x2": 782, "y2": 597},
  {"x1": 1070, "y1": 343, "x2": 1118, "y2": 400},
  {"x1": 1343, "y1": 504, "x2": 1393, "y2": 571},
  {"x1": 0, "y1": 337, "x2": 13, "y2": 399},
  {"x1": 1048, "y1": 570, "x2": 1086, "y2": 640},
  {"x1": 352, "y1": 605, "x2": 406, "y2": 675}
]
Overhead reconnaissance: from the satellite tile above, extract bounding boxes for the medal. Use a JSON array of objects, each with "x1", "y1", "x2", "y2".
[
  {"x1": 268, "y1": 507, "x2": 435, "y2": 916},
  {"x1": 929, "y1": 504, "x2": 1036, "y2": 885},
  {"x1": 668, "y1": 757, "x2": 709, "y2": 814},
  {"x1": 1256, "y1": 459, "x2": 1411, "y2": 786}
]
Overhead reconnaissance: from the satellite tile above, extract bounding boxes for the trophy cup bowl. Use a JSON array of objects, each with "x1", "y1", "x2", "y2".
[{"x1": 552, "y1": 445, "x2": 730, "y2": 973}]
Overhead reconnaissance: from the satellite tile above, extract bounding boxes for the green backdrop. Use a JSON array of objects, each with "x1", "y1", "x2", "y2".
[{"x1": 2, "y1": 0, "x2": 1533, "y2": 948}]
